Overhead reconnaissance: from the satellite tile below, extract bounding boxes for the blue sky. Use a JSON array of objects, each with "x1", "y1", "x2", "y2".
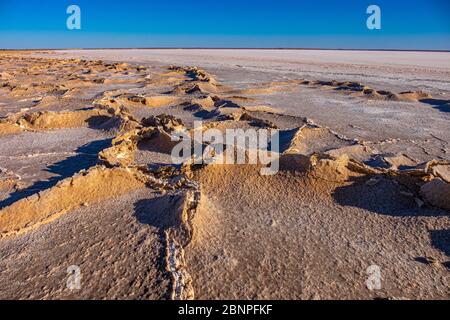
[{"x1": 0, "y1": 0, "x2": 449, "y2": 50}]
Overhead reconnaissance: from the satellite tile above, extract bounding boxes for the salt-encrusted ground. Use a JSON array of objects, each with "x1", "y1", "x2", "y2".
[{"x1": 0, "y1": 50, "x2": 449, "y2": 300}]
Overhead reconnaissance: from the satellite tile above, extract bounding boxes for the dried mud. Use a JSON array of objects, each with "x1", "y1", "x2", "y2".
[{"x1": 0, "y1": 52, "x2": 449, "y2": 300}]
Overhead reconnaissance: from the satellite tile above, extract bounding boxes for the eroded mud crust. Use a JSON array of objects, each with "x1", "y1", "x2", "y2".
[{"x1": 0, "y1": 52, "x2": 449, "y2": 300}]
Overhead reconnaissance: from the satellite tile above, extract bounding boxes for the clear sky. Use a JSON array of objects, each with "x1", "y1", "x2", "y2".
[{"x1": 0, "y1": 0, "x2": 449, "y2": 50}]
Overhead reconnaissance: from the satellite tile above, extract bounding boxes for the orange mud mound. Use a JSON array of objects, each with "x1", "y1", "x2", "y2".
[
  {"x1": 0, "y1": 166, "x2": 147, "y2": 238},
  {"x1": 0, "y1": 108, "x2": 115, "y2": 134}
]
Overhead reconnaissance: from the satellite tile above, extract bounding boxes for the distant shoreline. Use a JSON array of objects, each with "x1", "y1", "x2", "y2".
[{"x1": 1, "y1": 48, "x2": 450, "y2": 53}]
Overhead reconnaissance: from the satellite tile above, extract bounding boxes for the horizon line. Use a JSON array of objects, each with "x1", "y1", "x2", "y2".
[{"x1": 1, "y1": 47, "x2": 450, "y2": 53}]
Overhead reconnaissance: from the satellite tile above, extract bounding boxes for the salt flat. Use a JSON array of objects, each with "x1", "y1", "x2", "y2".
[
  {"x1": 49, "y1": 49, "x2": 450, "y2": 152},
  {"x1": 0, "y1": 50, "x2": 449, "y2": 300}
]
